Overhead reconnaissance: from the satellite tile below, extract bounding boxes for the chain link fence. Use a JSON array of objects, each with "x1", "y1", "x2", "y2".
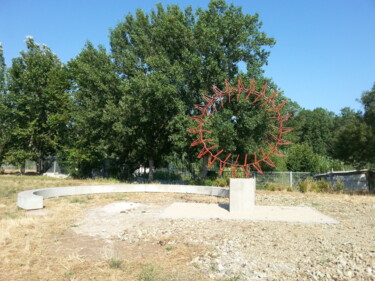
[
  {"x1": 254, "y1": 171, "x2": 313, "y2": 189},
  {"x1": 3, "y1": 159, "x2": 372, "y2": 192}
]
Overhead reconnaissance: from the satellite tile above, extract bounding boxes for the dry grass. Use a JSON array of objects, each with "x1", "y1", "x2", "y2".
[
  {"x1": 2, "y1": 175, "x2": 373, "y2": 281},
  {"x1": 0, "y1": 175, "x2": 209, "y2": 281}
]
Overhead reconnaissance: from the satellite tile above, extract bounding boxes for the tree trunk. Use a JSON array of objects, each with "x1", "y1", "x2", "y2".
[
  {"x1": 36, "y1": 159, "x2": 42, "y2": 174},
  {"x1": 200, "y1": 154, "x2": 209, "y2": 180},
  {"x1": 148, "y1": 158, "x2": 155, "y2": 181}
]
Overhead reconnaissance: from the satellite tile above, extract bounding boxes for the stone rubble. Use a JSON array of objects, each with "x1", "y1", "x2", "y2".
[{"x1": 74, "y1": 192, "x2": 375, "y2": 280}]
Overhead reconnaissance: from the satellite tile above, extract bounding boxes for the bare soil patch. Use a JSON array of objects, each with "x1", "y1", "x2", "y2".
[{"x1": 1, "y1": 188, "x2": 374, "y2": 280}]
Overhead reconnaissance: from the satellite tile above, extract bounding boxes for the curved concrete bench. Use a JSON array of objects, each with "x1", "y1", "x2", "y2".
[{"x1": 17, "y1": 184, "x2": 229, "y2": 210}]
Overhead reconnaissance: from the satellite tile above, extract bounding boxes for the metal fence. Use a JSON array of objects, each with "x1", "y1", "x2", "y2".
[
  {"x1": 0, "y1": 160, "x2": 37, "y2": 172},
  {"x1": 254, "y1": 171, "x2": 313, "y2": 189}
]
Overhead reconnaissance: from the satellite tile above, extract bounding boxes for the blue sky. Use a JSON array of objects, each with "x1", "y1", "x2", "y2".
[{"x1": 1, "y1": 0, "x2": 374, "y2": 114}]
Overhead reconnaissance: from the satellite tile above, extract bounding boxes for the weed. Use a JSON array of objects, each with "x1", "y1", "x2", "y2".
[
  {"x1": 107, "y1": 258, "x2": 123, "y2": 269},
  {"x1": 165, "y1": 247, "x2": 174, "y2": 251},
  {"x1": 299, "y1": 178, "x2": 342, "y2": 193},
  {"x1": 138, "y1": 264, "x2": 168, "y2": 281},
  {"x1": 64, "y1": 271, "x2": 74, "y2": 278},
  {"x1": 264, "y1": 183, "x2": 293, "y2": 192},
  {"x1": 69, "y1": 197, "x2": 87, "y2": 204},
  {"x1": 213, "y1": 177, "x2": 229, "y2": 187}
]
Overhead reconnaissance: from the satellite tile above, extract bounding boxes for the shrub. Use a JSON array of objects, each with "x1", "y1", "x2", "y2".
[
  {"x1": 213, "y1": 177, "x2": 229, "y2": 187},
  {"x1": 107, "y1": 258, "x2": 123, "y2": 269},
  {"x1": 153, "y1": 170, "x2": 181, "y2": 181},
  {"x1": 264, "y1": 183, "x2": 294, "y2": 192},
  {"x1": 298, "y1": 178, "x2": 341, "y2": 193}
]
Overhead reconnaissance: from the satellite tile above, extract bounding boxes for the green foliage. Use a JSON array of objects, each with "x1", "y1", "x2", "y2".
[
  {"x1": 286, "y1": 143, "x2": 343, "y2": 173},
  {"x1": 3, "y1": 3, "x2": 372, "y2": 178},
  {"x1": 286, "y1": 143, "x2": 319, "y2": 172},
  {"x1": 110, "y1": 5, "x2": 190, "y2": 180},
  {"x1": 110, "y1": 0, "x2": 276, "y2": 180},
  {"x1": 153, "y1": 170, "x2": 181, "y2": 181},
  {"x1": 333, "y1": 87, "x2": 375, "y2": 168},
  {"x1": 299, "y1": 178, "x2": 343, "y2": 193},
  {"x1": 107, "y1": 258, "x2": 124, "y2": 269},
  {"x1": 0, "y1": 43, "x2": 6, "y2": 94},
  {"x1": 291, "y1": 108, "x2": 335, "y2": 156},
  {"x1": 65, "y1": 42, "x2": 123, "y2": 177},
  {"x1": 208, "y1": 89, "x2": 277, "y2": 166},
  {"x1": 213, "y1": 177, "x2": 229, "y2": 187},
  {"x1": 264, "y1": 183, "x2": 293, "y2": 192},
  {"x1": 361, "y1": 82, "x2": 375, "y2": 126},
  {"x1": 4, "y1": 37, "x2": 71, "y2": 173}
]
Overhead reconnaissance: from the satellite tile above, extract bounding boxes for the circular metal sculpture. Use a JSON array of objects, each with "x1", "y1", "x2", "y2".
[{"x1": 189, "y1": 78, "x2": 293, "y2": 178}]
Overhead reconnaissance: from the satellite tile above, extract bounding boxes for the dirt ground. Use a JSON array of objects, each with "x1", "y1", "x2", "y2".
[{"x1": 1, "y1": 190, "x2": 374, "y2": 281}]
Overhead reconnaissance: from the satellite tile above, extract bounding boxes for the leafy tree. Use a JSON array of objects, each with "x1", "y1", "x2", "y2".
[
  {"x1": 110, "y1": 0, "x2": 276, "y2": 179},
  {"x1": 333, "y1": 116, "x2": 373, "y2": 168},
  {"x1": 5, "y1": 37, "x2": 71, "y2": 173},
  {"x1": 0, "y1": 43, "x2": 10, "y2": 165},
  {"x1": 361, "y1": 82, "x2": 375, "y2": 127},
  {"x1": 0, "y1": 43, "x2": 6, "y2": 94},
  {"x1": 292, "y1": 108, "x2": 335, "y2": 156},
  {"x1": 66, "y1": 42, "x2": 123, "y2": 177},
  {"x1": 286, "y1": 143, "x2": 342, "y2": 172},
  {"x1": 333, "y1": 83, "x2": 375, "y2": 168},
  {"x1": 286, "y1": 143, "x2": 318, "y2": 172}
]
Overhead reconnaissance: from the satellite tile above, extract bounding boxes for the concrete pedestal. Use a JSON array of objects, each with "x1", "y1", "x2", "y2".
[{"x1": 230, "y1": 178, "x2": 255, "y2": 213}]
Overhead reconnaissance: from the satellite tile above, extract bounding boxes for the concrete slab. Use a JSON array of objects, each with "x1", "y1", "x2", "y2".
[{"x1": 159, "y1": 203, "x2": 339, "y2": 224}]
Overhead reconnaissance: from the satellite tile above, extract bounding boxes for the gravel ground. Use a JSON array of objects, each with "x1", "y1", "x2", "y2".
[{"x1": 71, "y1": 191, "x2": 375, "y2": 281}]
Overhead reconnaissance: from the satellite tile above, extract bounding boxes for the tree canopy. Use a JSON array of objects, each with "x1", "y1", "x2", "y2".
[
  {"x1": 109, "y1": 0, "x2": 276, "y2": 179},
  {"x1": 0, "y1": 1, "x2": 373, "y2": 178},
  {"x1": 4, "y1": 37, "x2": 71, "y2": 172}
]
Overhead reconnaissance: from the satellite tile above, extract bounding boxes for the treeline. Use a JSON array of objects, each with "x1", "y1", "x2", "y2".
[{"x1": 0, "y1": 0, "x2": 374, "y2": 180}]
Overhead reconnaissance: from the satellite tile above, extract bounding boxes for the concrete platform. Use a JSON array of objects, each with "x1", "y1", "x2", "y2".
[{"x1": 159, "y1": 203, "x2": 339, "y2": 224}]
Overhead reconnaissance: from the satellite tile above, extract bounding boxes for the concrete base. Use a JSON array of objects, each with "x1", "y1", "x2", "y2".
[
  {"x1": 230, "y1": 178, "x2": 255, "y2": 213},
  {"x1": 17, "y1": 184, "x2": 229, "y2": 210},
  {"x1": 159, "y1": 203, "x2": 339, "y2": 224}
]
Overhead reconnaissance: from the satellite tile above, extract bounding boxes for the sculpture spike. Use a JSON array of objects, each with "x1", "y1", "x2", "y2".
[
  {"x1": 234, "y1": 154, "x2": 240, "y2": 165},
  {"x1": 202, "y1": 94, "x2": 214, "y2": 104},
  {"x1": 242, "y1": 166, "x2": 250, "y2": 178},
  {"x1": 267, "y1": 100, "x2": 287, "y2": 112},
  {"x1": 277, "y1": 139, "x2": 292, "y2": 145},
  {"x1": 237, "y1": 77, "x2": 245, "y2": 101},
  {"x1": 208, "y1": 155, "x2": 216, "y2": 168},
  {"x1": 197, "y1": 145, "x2": 219, "y2": 158},
  {"x1": 188, "y1": 125, "x2": 212, "y2": 134},
  {"x1": 223, "y1": 153, "x2": 232, "y2": 163},
  {"x1": 244, "y1": 154, "x2": 248, "y2": 166},
  {"x1": 245, "y1": 78, "x2": 256, "y2": 100},
  {"x1": 231, "y1": 166, "x2": 237, "y2": 178},
  {"x1": 191, "y1": 137, "x2": 214, "y2": 147},
  {"x1": 263, "y1": 157, "x2": 275, "y2": 167},
  {"x1": 251, "y1": 162, "x2": 263, "y2": 174},
  {"x1": 189, "y1": 77, "x2": 292, "y2": 178},
  {"x1": 224, "y1": 79, "x2": 233, "y2": 93}
]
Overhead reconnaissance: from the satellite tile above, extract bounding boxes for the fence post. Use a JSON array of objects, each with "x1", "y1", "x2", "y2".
[{"x1": 289, "y1": 171, "x2": 293, "y2": 187}]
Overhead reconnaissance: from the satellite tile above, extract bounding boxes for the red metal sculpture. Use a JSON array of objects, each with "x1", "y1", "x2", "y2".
[{"x1": 189, "y1": 78, "x2": 292, "y2": 178}]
